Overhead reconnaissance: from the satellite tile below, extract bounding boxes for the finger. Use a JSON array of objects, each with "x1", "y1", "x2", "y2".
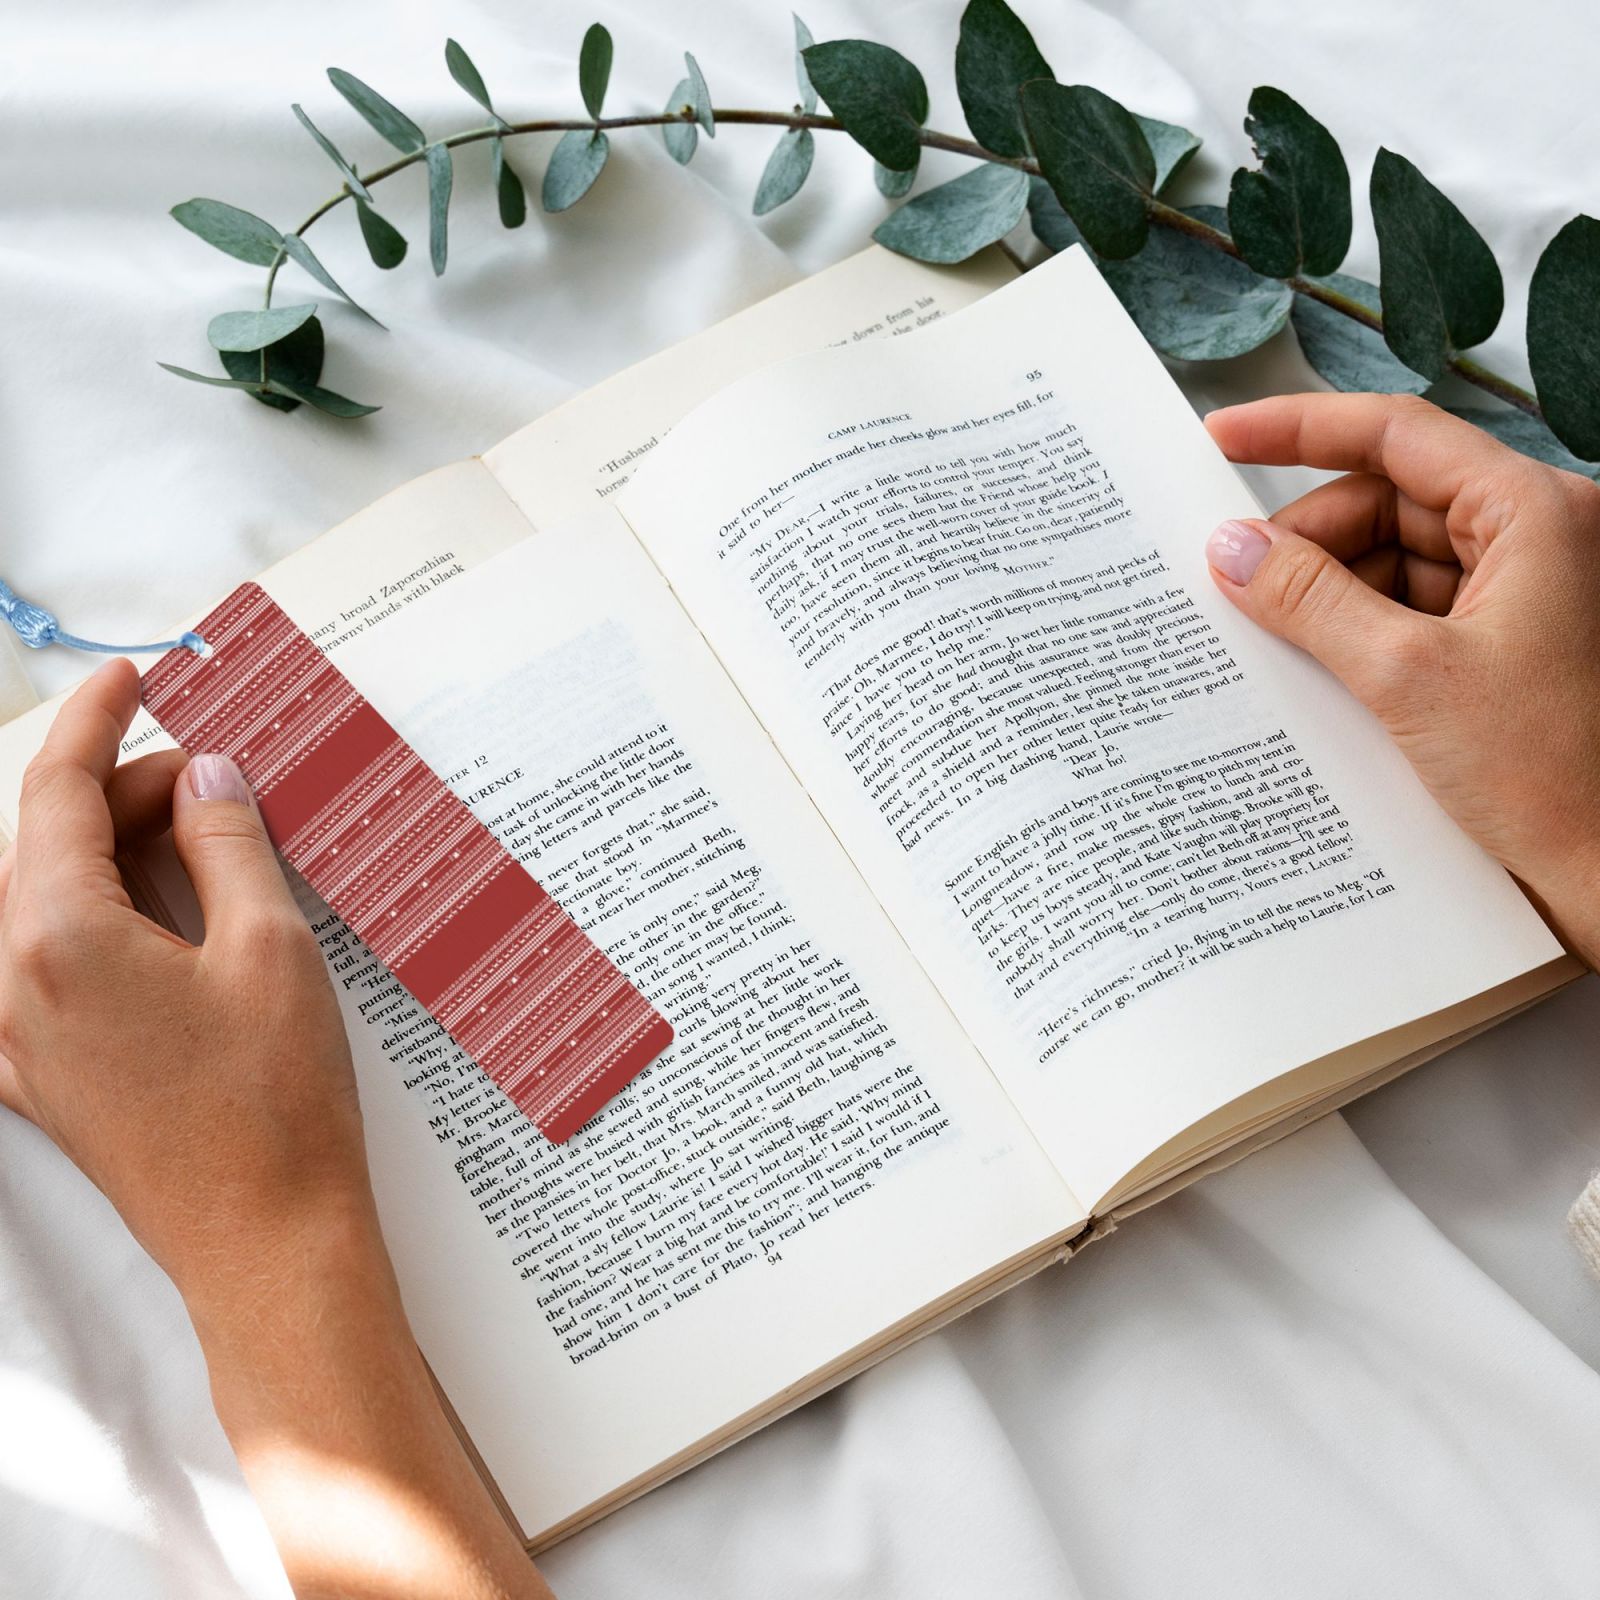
[
  {"x1": 1273, "y1": 472, "x2": 1457, "y2": 567},
  {"x1": 1344, "y1": 546, "x2": 1465, "y2": 616},
  {"x1": 13, "y1": 658, "x2": 142, "y2": 908},
  {"x1": 1204, "y1": 394, "x2": 1536, "y2": 564},
  {"x1": 1206, "y1": 516, "x2": 1438, "y2": 712},
  {"x1": 105, "y1": 748, "x2": 189, "y2": 846},
  {"x1": 2, "y1": 751, "x2": 185, "y2": 925},
  {"x1": 169, "y1": 753, "x2": 300, "y2": 946},
  {"x1": 0, "y1": 845, "x2": 28, "y2": 1121},
  {"x1": 1348, "y1": 546, "x2": 1402, "y2": 599},
  {"x1": 1401, "y1": 552, "x2": 1466, "y2": 616}
]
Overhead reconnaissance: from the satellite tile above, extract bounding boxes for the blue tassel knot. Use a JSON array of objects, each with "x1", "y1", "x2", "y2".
[{"x1": 0, "y1": 580, "x2": 207, "y2": 658}]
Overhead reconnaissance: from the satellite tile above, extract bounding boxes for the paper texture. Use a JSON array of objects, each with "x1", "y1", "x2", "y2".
[{"x1": 619, "y1": 247, "x2": 1563, "y2": 1207}]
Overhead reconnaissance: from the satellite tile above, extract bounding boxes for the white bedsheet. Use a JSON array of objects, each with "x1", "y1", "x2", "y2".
[{"x1": 5, "y1": 3, "x2": 1600, "y2": 1595}]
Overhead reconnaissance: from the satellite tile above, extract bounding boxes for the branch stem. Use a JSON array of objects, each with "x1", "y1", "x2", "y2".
[{"x1": 263, "y1": 106, "x2": 1541, "y2": 423}]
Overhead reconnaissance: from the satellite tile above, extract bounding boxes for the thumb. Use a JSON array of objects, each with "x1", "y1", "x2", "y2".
[
  {"x1": 1205, "y1": 516, "x2": 1430, "y2": 711},
  {"x1": 171, "y1": 753, "x2": 299, "y2": 941}
]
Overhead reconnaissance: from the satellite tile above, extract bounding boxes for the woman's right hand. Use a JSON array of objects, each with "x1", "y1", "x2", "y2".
[{"x1": 1203, "y1": 392, "x2": 1600, "y2": 967}]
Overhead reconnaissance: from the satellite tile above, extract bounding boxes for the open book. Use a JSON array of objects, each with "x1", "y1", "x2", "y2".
[{"x1": 0, "y1": 245, "x2": 1577, "y2": 1549}]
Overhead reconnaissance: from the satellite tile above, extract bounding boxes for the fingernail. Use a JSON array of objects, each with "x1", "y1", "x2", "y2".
[
  {"x1": 1207, "y1": 519, "x2": 1271, "y2": 585},
  {"x1": 187, "y1": 753, "x2": 251, "y2": 806}
]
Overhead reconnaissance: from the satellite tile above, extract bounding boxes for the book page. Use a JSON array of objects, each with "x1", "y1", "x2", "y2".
[
  {"x1": 617, "y1": 246, "x2": 1563, "y2": 1211},
  {"x1": 483, "y1": 245, "x2": 1014, "y2": 528},
  {"x1": 300, "y1": 513, "x2": 1078, "y2": 1538}
]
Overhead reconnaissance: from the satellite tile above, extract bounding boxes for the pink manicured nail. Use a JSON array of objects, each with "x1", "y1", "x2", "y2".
[
  {"x1": 187, "y1": 752, "x2": 251, "y2": 805},
  {"x1": 1207, "y1": 520, "x2": 1271, "y2": 585}
]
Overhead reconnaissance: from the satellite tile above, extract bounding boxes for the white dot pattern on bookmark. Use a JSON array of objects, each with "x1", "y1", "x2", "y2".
[{"x1": 139, "y1": 582, "x2": 672, "y2": 1142}]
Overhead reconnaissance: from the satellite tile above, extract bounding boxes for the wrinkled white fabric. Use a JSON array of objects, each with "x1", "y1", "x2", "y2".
[{"x1": 5, "y1": 3, "x2": 1600, "y2": 1596}]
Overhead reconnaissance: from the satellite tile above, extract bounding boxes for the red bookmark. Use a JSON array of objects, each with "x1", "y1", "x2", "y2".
[{"x1": 141, "y1": 583, "x2": 673, "y2": 1142}]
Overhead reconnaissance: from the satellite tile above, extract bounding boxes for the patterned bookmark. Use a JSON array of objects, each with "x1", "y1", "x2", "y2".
[{"x1": 141, "y1": 583, "x2": 673, "y2": 1142}]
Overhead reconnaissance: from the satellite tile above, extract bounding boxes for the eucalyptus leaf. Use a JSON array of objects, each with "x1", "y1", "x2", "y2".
[
  {"x1": 543, "y1": 129, "x2": 610, "y2": 212},
  {"x1": 291, "y1": 105, "x2": 372, "y2": 201},
  {"x1": 492, "y1": 138, "x2": 527, "y2": 228},
  {"x1": 875, "y1": 158, "x2": 917, "y2": 198},
  {"x1": 685, "y1": 52, "x2": 715, "y2": 137},
  {"x1": 1370, "y1": 147, "x2": 1503, "y2": 382},
  {"x1": 1527, "y1": 215, "x2": 1600, "y2": 462},
  {"x1": 1133, "y1": 113, "x2": 1201, "y2": 195},
  {"x1": 874, "y1": 163, "x2": 1029, "y2": 264},
  {"x1": 1100, "y1": 204, "x2": 1291, "y2": 360},
  {"x1": 802, "y1": 40, "x2": 927, "y2": 172},
  {"x1": 1025, "y1": 174, "x2": 1084, "y2": 254},
  {"x1": 355, "y1": 197, "x2": 407, "y2": 268},
  {"x1": 425, "y1": 143, "x2": 452, "y2": 275},
  {"x1": 266, "y1": 378, "x2": 381, "y2": 417},
  {"x1": 281, "y1": 233, "x2": 384, "y2": 327},
  {"x1": 327, "y1": 68, "x2": 425, "y2": 154},
  {"x1": 580, "y1": 23, "x2": 614, "y2": 120},
  {"x1": 1022, "y1": 81, "x2": 1153, "y2": 259},
  {"x1": 159, "y1": 364, "x2": 271, "y2": 392},
  {"x1": 1449, "y1": 405, "x2": 1600, "y2": 478},
  {"x1": 754, "y1": 128, "x2": 815, "y2": 216},
  {"x1": 445, "y1": 39, "x2": 502, "y2": 123},
  {"x1": 1226, "y1": 87, "x2": 1350, "y2": 278},
  {"x1": 219, "y1": 315, "x2": 326, "y2": 412},
  {"x1": 171, "y1": 198, "x2": 284, "y2": 267},
  {"x1": 793, "y1": 14, "x2": 818, "y2": 115},
  {"x1": 662, "y1": 79, "x2": 698, "y2": 164},
  {"x1": 207, "y1": 303, "x2": 319, "y2": 353},
  {"x1": 955, "y1": 0, "x2": 1053, "y2": 159},
  {"x1": 1291, "y1": 273, "x2": 1428, "y2": 394}
]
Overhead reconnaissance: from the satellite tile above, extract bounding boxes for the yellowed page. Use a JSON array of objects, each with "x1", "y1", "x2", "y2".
[
  {"x1": 483, "y1": 245, "x2": 1014, "y2": 527},
  {"x1": 308, "y1": 514, "x2": 1079, "y2": 1538},
  {"x1": 617, "y1": 246, "x2": 1563, "y2": 1212}
]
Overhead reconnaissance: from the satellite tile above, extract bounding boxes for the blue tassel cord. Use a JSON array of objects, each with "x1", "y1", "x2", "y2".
[{"x1": 0, "y1": 581, "x2": 206, "y2": 657}]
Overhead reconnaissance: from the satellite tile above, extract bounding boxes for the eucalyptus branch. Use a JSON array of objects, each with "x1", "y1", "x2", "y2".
[
  {"x1": 1147, "y1": 200, "x2": 1541, "y2": 417},
  {"x1": 258, "y1": 107, "x2": 1542, "y2": 420},
  {"x1": 267, "y1": 110, "x2": 1007, "y2": 262},
  {"x1": 165, "y1": 9, "x2": 1598, "y2": 469}
]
